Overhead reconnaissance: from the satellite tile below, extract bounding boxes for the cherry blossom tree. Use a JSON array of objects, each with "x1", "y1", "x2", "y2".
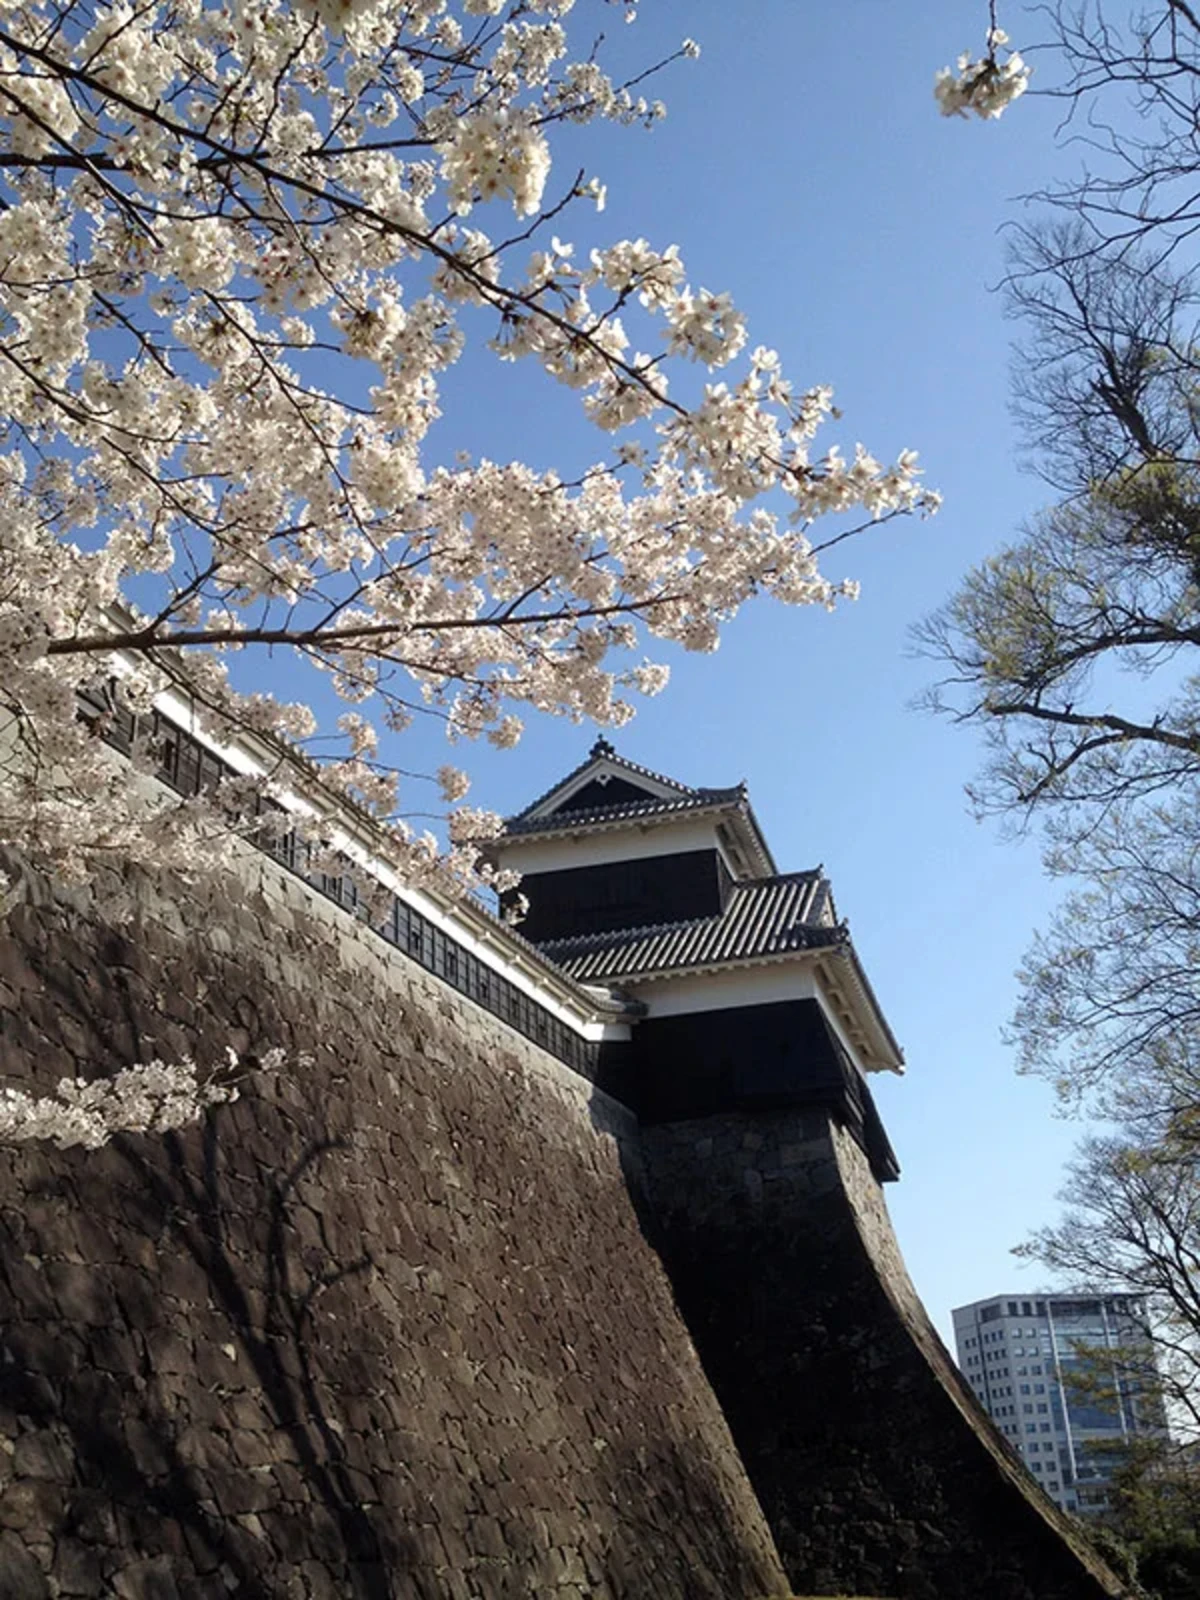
[{"x1": 0, "y1": 0, "x2": 940, "y2": 915}]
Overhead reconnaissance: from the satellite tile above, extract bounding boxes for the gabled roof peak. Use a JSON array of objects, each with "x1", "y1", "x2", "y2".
[
  {"x1": 508, "y1": 741, "x2": 702, "y2": 825},
  {"x1": 499, "y1": 739, "x2": 777, "y2": 878}
]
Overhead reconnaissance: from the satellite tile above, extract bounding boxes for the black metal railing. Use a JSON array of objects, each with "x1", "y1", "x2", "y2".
[{"x1": 77, "y1": 685, "x2": 600, "y2": 1080}]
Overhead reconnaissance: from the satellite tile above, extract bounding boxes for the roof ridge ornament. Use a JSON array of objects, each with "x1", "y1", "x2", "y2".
[{"x1": 590, "y1": 736, "x2": 616, "y2": 759}]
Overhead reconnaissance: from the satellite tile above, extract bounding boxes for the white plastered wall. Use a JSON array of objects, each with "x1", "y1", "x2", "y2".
[{"x1": 497, "y1": 815, "x2": 739, "y2": 880}]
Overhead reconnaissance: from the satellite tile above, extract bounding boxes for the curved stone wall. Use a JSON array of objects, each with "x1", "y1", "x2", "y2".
[
  {"x1": 0, "y1": 856, "x2": 785, "y2": 1599},
  {"x1": 636, "y1": 1110, "x2": 1128, "y2": 1600}
]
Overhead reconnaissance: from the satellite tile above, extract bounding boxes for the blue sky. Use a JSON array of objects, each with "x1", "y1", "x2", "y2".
[{"x1": 370, "y1": 1, "x2": 1100, "y2": 1346}]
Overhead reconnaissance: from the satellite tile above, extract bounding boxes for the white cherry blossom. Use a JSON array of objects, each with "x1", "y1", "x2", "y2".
[
  {"x1": 0, "y1": 1050, "x2": 291, "y2": 1150},
  {"x1": 0, "y1": 0, "x2": 938, "y2": 923},
  {"x1": 935, "y1": 26, "x2": 1030, "y2": 120}
]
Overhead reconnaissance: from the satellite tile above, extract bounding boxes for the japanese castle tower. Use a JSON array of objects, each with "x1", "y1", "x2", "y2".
[{"x1": 490, "y1": 738, "x2": 901, "y2": 1182}]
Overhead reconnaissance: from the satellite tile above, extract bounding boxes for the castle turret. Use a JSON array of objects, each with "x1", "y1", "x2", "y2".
[
  {"x1": 490, "y1": 739, "x2": 902, "y2": 1180},
  {"x1": 491, "y1": 743, "x2": 1125, "y2": 1600}
]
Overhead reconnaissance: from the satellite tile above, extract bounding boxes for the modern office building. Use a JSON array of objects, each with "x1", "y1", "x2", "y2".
[{"x1": 952, "y1": 1292, "x2": 1166, "y2": 1515}]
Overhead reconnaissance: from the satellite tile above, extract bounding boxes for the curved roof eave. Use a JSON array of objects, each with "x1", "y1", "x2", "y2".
[
  {"x1": 541, "y1": 936, "x2": 904, "y2": 1075},
  {"x1": 498, "y1": 793, "x2": 778, "y2": 879}
]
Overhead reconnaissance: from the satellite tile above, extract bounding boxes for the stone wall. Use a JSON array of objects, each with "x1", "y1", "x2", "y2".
[
  {"x1": 0, "y1": 835, "x2": 1136, "y2": 1600},
  {"x1": 637, "y1": 1110, "x2": 1127, "y2": 1600},
  {"x1": 0, "y1": 853, "x2": 787, "y2": 1600}
]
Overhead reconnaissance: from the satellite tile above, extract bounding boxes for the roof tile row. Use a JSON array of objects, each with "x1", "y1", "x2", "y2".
[
  {"x1": 503, "y1": 787, "x2": 747, "y2": 838},
  {"x1": 538, "y1": 870, "x2": 842, "y2": 982}
]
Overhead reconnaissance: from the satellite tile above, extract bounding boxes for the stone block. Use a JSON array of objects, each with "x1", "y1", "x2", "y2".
[
  {"x1": 0, "y1": 1259, "x2": 56, "y2": 1323},
  {"x1": 228, "y1": 1431, "x2": 276, "y2": 1472},
  {"x1": 121, "y1": 1417, "x2": 174, "y2": 1480},
  {"x1": 50, "y1": 1539, "x2": 106, "y2": 1596},
  {"x1": 297, "y1": 1561, "x2": 344, "y2": 1600},
  {"x1": 259, "y1": 1509, "x2": 311, "y2": 1565},
  {"x1": 0, "y1": 1480, "x2": 62, "y2": 1536},
  {"x1": 208, "y1": 1472, "x2": 276, "y2": 1518},
  {"x1": 193, "y1": 1340, "x2": 240, "y2": 1388},
  {"x1": 43, "y1": 1263, "x2": 114, "y2": 1326},
  {"x1": 0, "y1": 939, "x2": 42, "y2": 995},
  {"x1": 87, "y1": 1326, "x2": 143, "y2": 1378},
  {"x1": 111, "y1": 1556, "x2": 181, "y2": 1600},
  {"x1": 0, "y1": 1535, "x2": 49, "y2": 1599},
  {"x1": 157, "y1": 1255, "x2": 210, "y2": 1306},
  {"x1": 11, "y1": 1431, "x2": 71, "y2": 1483}
]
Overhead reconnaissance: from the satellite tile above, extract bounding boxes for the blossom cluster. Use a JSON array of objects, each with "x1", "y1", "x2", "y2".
[
  {"x1": 0, "y1": 0, "x2": 938, "y2": 915},
  {"x1": 0, "y1": 1049, "x2": 287, "y2": 1150},
  {"x1": 935, "y1": 28, "x2": 1030, "y2": 119}
]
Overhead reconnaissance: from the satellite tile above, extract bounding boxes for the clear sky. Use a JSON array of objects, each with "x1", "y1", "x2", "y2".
[{"x1": 370, "y1": 1, "x2": 1102, "y2": 1348}]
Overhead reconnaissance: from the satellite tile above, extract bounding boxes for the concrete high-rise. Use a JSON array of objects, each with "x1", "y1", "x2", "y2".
[{"x1": 953, "y1": 1292, "x2": 1167, "y2": 1514}]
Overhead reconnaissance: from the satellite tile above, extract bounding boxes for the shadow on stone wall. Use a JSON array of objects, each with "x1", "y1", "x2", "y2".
[
  {"x1": 4, "y1": 1133, "x2": 403, "y2": 1598},
  {"x1": 0, "y1": 868, "x2": 786, "y2": 1599}
]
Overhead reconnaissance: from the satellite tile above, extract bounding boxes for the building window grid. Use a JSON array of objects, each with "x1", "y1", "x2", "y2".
[{"x1": 956, "y1": 1293, "x2": 1159, "y2": 1517}]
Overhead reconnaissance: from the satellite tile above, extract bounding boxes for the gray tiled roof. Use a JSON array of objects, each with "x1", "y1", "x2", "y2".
[
  {"x1": 538, "y1": 870, "x2": 843, "y2": 982},
  {"x1": 503, "y1": 786, "x2": 747, "y2": 837}
]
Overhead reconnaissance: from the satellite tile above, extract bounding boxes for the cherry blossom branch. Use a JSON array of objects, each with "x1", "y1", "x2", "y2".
[{"x1": 0, "y1": 1049, "x2": 286, "y2": 1149}]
